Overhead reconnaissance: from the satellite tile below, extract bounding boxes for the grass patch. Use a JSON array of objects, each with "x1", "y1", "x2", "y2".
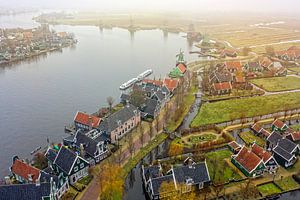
[
  {"x1": 167, "y1": 85, "x2": 197, "y2": 132},
  {"x1": 258, "y1": 183, "x2": 282, "y2": 196},
  {"x1": 191, "y1": 92, "x2": 300, "y2": 127},
  {"x1": 189, "y1": 134, "x2": 217, "y2": 144},
  {"x1": 77, "y1": 175, "x2": 93, "y2": 186},
  {"x1": 289, "y1": 67, "x2": 300, "y2": 73},
  {"x1": 239, "y1": 132, "x2": 265, "y2": 147},
  {"x1": 62, "y1": 187, "x2": 78, "y2": 200},
  {"x1": 250, "y1": 76, "x2": 300, "y2": 92},
  {"x1": 205, "y1": 149, "x2": 242, "y2": 183},
  {"x1": 275, "y1": 176, "x2": 300, "y2": 191},
  {"x1": 290, "y1": 123, "x2": 300, "y2": 131}
]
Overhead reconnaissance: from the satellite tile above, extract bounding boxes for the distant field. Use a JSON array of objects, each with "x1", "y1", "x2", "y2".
[
  {"x1": 250, "y1": 76, "x2": 300, "y2": 92},
  {"x1": 191, "y1": 92, "x2": 300, "y2": 127},
  {"x1": 289, "y1": 67, "x2": 300, "y2": 73}
]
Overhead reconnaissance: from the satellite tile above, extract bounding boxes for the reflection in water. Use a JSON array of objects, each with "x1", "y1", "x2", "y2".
[{"x1": 163, "y1": 30, "x2": 168, "y2": 41}]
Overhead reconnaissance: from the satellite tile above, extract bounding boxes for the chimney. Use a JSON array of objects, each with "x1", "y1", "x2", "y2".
[
  {"x1": 188, "y1": 158, "x2": 193, "y2": 168},
  {"x1": 80, "y1": 143, "x2": 85, "y2": 158},
  {"x1": 88, "y1": 116, "x2": 93, "y2": 130}
]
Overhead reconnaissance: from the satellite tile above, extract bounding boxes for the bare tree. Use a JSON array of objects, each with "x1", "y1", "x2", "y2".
[
  {"x1": 106, "y1": 96, "x2": 114, "y2": 112},
  {"x1": 139, "y1": 123, "x2": 145, "y2": 148},
  {"x1": 128, "y1": 133, "x2": 135, "y2": 158},
  {"x1": 149, "y1": 122, "x2": 154, "y2": 139}
]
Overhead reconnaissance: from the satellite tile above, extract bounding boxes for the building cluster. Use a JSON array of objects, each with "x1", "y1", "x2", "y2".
[
  {"x1": 0, "y1": 52, "x2": 189, "y2": 199},
  {"x1": 274, "y1": 46, "x2": 300, "y2": 61},
  {"x1": 229, "y1": 119, "x2": 300, "y2": 178},
  {"x1": 142, "y1": 158, "x2": 211, "y2": 200},
  {"x1": 207, "y1": 57, "x2": 288, "y2": 96},
  {"x1": 0, "y1": 25, "x2": 76, "y2": 64}
]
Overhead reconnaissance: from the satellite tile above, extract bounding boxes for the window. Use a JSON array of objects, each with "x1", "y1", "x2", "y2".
[
  {"x1": 80, "y1": 163, "x2": 84, "y2": 169},
  {"x1": 77, "y1": 159, "x2": 80, "y2": 164},
  {"x1": 74, "y1": 166, "x2": 78, "y2": 172}
]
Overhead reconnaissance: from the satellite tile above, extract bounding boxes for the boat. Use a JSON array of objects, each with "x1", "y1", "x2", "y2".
[
  {"x1": 30, "y1": 146, "x2": 41, "y2": 155},
  {"x1": 120, "y1": 78, "x2": 138, "y2": 90},
  {"x1": 137, "y1": 69, "x2": 153, "y2": 81}
]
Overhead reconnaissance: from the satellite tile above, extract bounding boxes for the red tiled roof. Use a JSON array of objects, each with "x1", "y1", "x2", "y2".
[
  {"x1": 11, "y1": 159, "x2": 40, "y2": 182},
  {"x1": 74, "y1": 112, "x2": 101, "y2": 128},
  {"x1": 234, "y1": 147, "x2": 262, "y2": 173},
  {"x1": 287, "y1": 46, "x2": 300, "y2": 51},
  {"x1": 272, "y1": 119, "x2": 286, "y2": 129},
  {"x1": 259, "y1": 57, "x2": 272, "y2": 68},
  {"x1": 286, "y1": 50, "x2": 296, "y2": 58},
  {"x1": 260, "y1": 129, "x2": 271, "y2": 137},
  {"x1": 251, "y1": 144, "x2": 272, "y2": 163},
  {"x1": 177, "y1": 63, "x2": 187, "y2": 74},
  {"x1": 163, "y1": 78, "x2": 178, "y2": 91},
  {"x1": 213, "y1": 82, "x2": 232, "y2": 91},
  {"x1": 291, "y1": 132, "x2": 300, "y2": 141},
  {"x1": 275, "y1": 50, "x2": 287, "y2": 57},
  {"x1": 225, "y1": 61, "x2": 242, "y2": 70},
  {"x1": 143, "y1": 79, "x2": 163, "y2": 86},
  {"x1": 228, "y1": 141, "x2": 241, "y2": 150},
  {"x1": 251, "y1": 123, "x2": 262, "y2": 133}
]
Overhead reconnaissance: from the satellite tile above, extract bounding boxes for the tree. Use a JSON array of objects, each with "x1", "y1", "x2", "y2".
[
  {"x1": 128, "y1": 133, "x2": 135, "y2": 157},
  {"x1": 139, "y1": 123, "x2": 145, "y2": 148},
  {"x1": 168, "y1": 143, "x2": 183, "y2": 157},
  {"x1": 239, "y1": 179, "x2": 259, "y2": 199},
  {"x1": 98, "y1": 163, "x2": 124, "y2": 200},
  {"x1": 106, "y1": 96, "x2": 114, "y2": 112},
  {"x1": 129, "y1": 87, "x2": 146, "y2": 108},
  {"x1": 149, "y1": 122, "x2": 154, "y2": 139},
  {"x1": 265, "y1": 45, "x2": 275, "y2": 56},
  {"x1": 33, "y1": 152, "x2": 48, "y2": 169}
]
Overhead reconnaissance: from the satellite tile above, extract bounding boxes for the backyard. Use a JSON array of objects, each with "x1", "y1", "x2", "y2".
[
  {"x1": 250, "y1": 76, "x2": 300, "y2": 92},
  {"x1": 239, "y1": 132, "x2": 265, "y2": 147},
  {"x1": 257, "y1": 183, "x2": 281, "y2": 197},
  {"x1": 191, "y1": 92, "x2": 300, "y2": 127}
]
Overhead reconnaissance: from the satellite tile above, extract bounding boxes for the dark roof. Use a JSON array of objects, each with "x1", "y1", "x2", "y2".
[
  {"x1": 39, "y1": 171, "x2": 62, "y2": 188},
  {"x1": 247, "y1": 61, "x2": 261, "y2": 69},
  {"x1": 273, "y1": 146, "x2": 294, "y2": 161},
  {"x1": 151, "y1": 174, "x2": 175, "y2": 196},
  {"x1": 120, "y1": 93, "x2": 130, "y2": 102},
  {"x1": 54, "y1": 146, "x2": 78, "y2": 175},
  {"x1": 143, "y1": 165, "x2": 161, "y2": 181},
  {"x1": 210, "y1": 70, "x2": 232, "y2": 83},
  {"x1": 74, "y1": 130, "x2": 102, "y2": 158},
  {"x1": 99, "y1": 104, "x2": 139, "y2": 133},
  {"x1": 45, "y1": 148, "x2": 58, "y2": 163},
  {"x1": 0, "y1": 183, "x2": 51, "y2": 200},
  {"x1": 277, "y1": 138, "x2": 298, "y2": 153},
  {"x1": 143, "y1": 98, "x2": 159, "y2": 117},
  {"x1": 173, "y1": 162, "x2": 210, "y2": 184},
  {"x1": 267, "y1": 131, "x2": 282, "y2": 145}
]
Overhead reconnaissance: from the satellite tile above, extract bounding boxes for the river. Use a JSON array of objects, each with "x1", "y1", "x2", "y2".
[{"x1": 0, "y1": 13, "x2": 198, "y2": 178}]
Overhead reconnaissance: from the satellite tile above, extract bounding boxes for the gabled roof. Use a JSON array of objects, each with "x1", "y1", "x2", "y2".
[
  {"x1": 213, "y1": 82, "x2": 232, "y2": 91},
  {"x1": 99, "y1": 104, "x2": 139, "y2": 133},
  {"x1": 260, "y1": 129, "x2": 271, "y2": 137},
  {"x1": 0, "y1": 183, "x2": 51, "y2": 200},
  {"x1": 11, "y1": 159, "x2": 40, "y2": 183},
  {"x1": 235, "y1": 76, "x2": 245, "y2": 83},
  {"x1": 143, "y1": 98, "x2": 159, "y2": 117},
  {"x1": 177, "y1": 63, "x2": 187, "y2": 74},
  {"x1": 142, "y1": 79, "x2": 163, "y2": 87},
  {"x1": 151, "y1": 174, "x2": 176, "y2": 196},
  {"x1": 267, "y1": 131, "x2": 282, "y2": 145},
  {"x1": 74, "y1": 130, "x2": 102, "y2": 158},
  {"x1": 251, "y1": 143, "x2": 272, "y2": 163},
  {"x1": 247, "y1": 61, "x2": 261, "y2": 69},
  {"x1": 143, "y1": 165, "x2": 161, "y2": 181},
  {"x1": 173, "y1": 162, "x2": 210, "y2": 184},
  {"x1": 209, "y1": 70, "x2": 232, "y2": 83},
  {"x1": 273, "y1": 145, "x2": 295, "y2": 161},
  {"x1": 272, "y1": 119, "x2": 287, "y2": 129},
  {"x1": 228, "y1": 141, "x2": 241, "y2": 151},
  {"x1": 45, "y1": 148, "x2": 58, "y2": 163},
  {"x1": 259, "y1": 57, "x2": 273, "y2": 69},
  {"x1": 54, "y1": 146, "x2": 79, "y2": 175},
  {"x1": 225, "y1": 61, "x2": 242, "y2": 71},
  {"x1": 290, "y1": 131, "x2": 300, "y2": 142},
  {"x1": 277, "y1": 138, "x2": 298, "y2": 154},
  {"x1": 163, "y1": 78, "x2": 178, "y2": 92},
  {"x1": 74, "y1": 112, "x2": 101, "y2": 128},
  {"x1": 251, "y1": 123, "x2": 263, "y2": 133},
  {"x1": 233, "y1": 146, "x2": 263, "y2": 173}
]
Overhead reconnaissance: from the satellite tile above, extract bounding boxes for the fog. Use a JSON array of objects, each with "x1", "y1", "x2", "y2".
[{"x1": 1, "y1": 0, "x2": 299, "y2": 14}]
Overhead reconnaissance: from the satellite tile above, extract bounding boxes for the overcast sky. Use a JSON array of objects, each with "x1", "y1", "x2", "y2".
[{"x1": 1, "y1": 0, "x2": 299, "y2": 13}]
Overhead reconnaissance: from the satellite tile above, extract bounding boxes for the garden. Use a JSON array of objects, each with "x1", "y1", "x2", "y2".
[
  {"x1": 257, "y1": 183, "x2": 281, "y2": 196},
  {"x1": 239, "y1": 132, "x2": 265, "y2": 147}
]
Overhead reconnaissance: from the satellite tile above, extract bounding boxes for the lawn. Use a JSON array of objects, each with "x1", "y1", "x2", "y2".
[
  {"x1": 191, "y1": 92, "x2": 300, "y2": 127},
  {"x1": 290, "y1": 123, "x2": 300, "y2": 131},
  {"x1": 274, "y1": 176, "x2": 300, "y2": 191},
  {"x1": 289, "y1": 67, "x2": 300, "y2": 73},
  {"x1": 257, "y1": 183, "x2": 281, "y2": 196},
  {"x1": 188, "y1": 134, "x2": 217, "y2": 144},
  {"x1": 205, "y1": 149, "x2": 242, "y2": 183},
  {"x1": 250, "y1": 76, "x2": 300, "y2": 92},
  {"x1": 239, "y1": 132, "x2": 265, "y2": 147}
]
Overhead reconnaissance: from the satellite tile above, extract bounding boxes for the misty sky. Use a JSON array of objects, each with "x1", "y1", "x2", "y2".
[{"x1": 1, "y1": 0, "x2": 299, "y2": 13}]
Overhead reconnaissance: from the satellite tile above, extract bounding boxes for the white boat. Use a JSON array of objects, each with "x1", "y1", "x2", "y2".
[
  {"x1": 137, "y1": 69, "x2": 153, "y2": 81},
  {"x1": 120, "y1": 78, "x2": 138, "y2": 90}
]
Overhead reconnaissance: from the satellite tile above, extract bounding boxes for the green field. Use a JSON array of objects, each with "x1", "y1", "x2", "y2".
[
  {"x1": 191, "y1": 92, "x2": 300, "y2": 127},
  {"x1": 257, "y1": 183, "x2": 281, "y2": 196},
  {"x1": 289, "y1": 67, "x2": 300, "y2": 73},
  {"x1": 275, "y1": 176, "x2": 300, "y2": 191},
  {"x1": 250, "y1": 76, "x2": 300, "y2": 92},
  {"x1": 239, "y1": 132, "x2": 265, "y2": 147}
]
